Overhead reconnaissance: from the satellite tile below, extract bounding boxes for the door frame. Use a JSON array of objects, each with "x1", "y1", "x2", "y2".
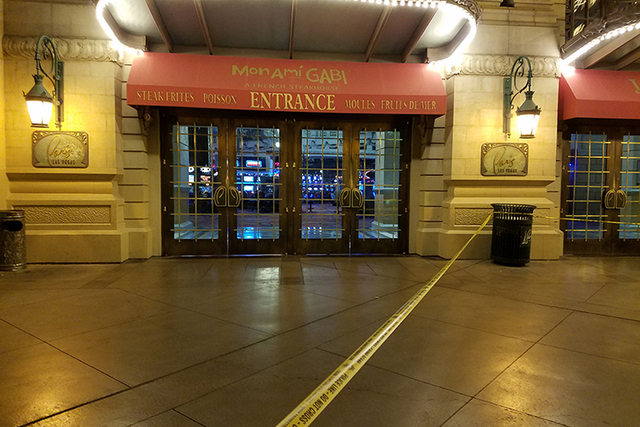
[
  {"x1": 160, "y1": 108, "x2": 411, "y2": 256},
  {"x1": 561, "y1": 119, "x2": 640, "y2": 254}
]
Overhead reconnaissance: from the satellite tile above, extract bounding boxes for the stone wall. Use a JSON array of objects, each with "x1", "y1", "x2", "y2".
[{"x1": 2, "y1": 0, "x2": 152, "y2": 262}]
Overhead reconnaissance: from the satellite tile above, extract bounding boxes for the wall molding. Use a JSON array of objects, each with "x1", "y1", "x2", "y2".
[
  {"x1": 454, "y1": 207, "x2": 550, "y2": 226},
  {"x1": 446, "y1": 54, "x2": 561, "y2": 78},
  {"x1": 14, "y1": 206, "x2": 111, "y2": 224},
  {"x1": 3, "y1": 36, "x2": 123, "y2": 65}
]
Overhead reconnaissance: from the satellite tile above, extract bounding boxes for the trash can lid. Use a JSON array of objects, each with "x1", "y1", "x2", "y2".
[
  {"x1": 0, "y1": 210, "x2": 25, "y2": 219},
  {"x1": 491, "y1": 203, "x2": 536, "y2": 213}
]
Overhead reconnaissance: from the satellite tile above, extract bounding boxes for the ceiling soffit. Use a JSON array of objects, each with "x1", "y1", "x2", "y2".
[{"x1": 97, "y1": 0, "x2": 481, "y2": 63}]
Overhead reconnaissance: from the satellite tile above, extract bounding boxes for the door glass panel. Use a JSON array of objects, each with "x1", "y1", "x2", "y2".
[
  {"x1": 566, "y1": 132, "x2": 608, "y2": 241},
  {"x1": 235, "y1": 125, "x2": 281, "y2": 240},
  {"x1": 358, "y1": 129, "x2": 401, "y2": 240},
  {"x1": 170, "y1": 124, "x2": 221, "y2": 240},
  {"x1": 300, "y1": 128, "x2": 344, "y2": 240},
  {"x1": 619, "y1": 134, "x2": 640, "y2": 240}
]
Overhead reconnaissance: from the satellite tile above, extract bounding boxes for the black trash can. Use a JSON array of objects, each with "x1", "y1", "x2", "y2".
[
  {"x1": 0, "y1": 210, "x2": 26, "y2": 271},
  {"x1": 491, "y1": 204, "x2": 535, "y2": 266}
]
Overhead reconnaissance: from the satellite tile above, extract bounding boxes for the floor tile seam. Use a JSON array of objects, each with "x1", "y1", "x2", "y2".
[
  {"x1": 29, "y1": 335, "x2": 307, "y2": 426},
  {"x1": 468, "y1": 310, "x2": 574, "y2": 401},
  {"x1": 450, "y1": 284, "x2": 640, "y2": 321},
  {"x1": 363, "y1": 259, "x2": 417, "y2": 278},
  {"x1": 0, "y1": 288, "x2": 107, "y2": 311},
  {"x1": 468, "y1": 398, "x2": 573, "y2": 427},
  {"x1": 277, "y1": 285, "x2": 375, "y2": 304},
  {"x1": 443, "y1": 259, "x2": 485, "y2": 272},
  {"x1": 429, "y1": 285, "x2": 579, "y2": 313},
  {"x1": 157, "y1": 347, "x2": 328, "y2": 418},
  {"x1": 284, "y1": 279, "x2": 424, "y2": 304},
  {"x1": 43, "y1": 312, "x2": 206, "y2": 346},
  {"x1": 0, "y1": 316, "x2": 151, "y2": 383},
  {"x1": 119, "y1": 279, "x2": 399, "y2": 338},
  {"x1": 315, "y1": 347, "x2": 476, "y2": 403},
  {"x1": 406, "y1": 313, "x2": 549, "y2": 344},
  {"x1": 565, "y1": 304, "x2": 640, "y2": 323},
  {"x1": 39, "y1": 338, "x2": 135, "y2": 388},
  {"x1": 117, "y1": 281, "x2": 385, "y2": 336},
  {"x1": 170, "y1": 409, "x2": 208, "y2": 427},
  {"x1": 116, "y1": 288, "x2": 278, "y2": 336},
  {"x1": 0, "y1": 317, "x2": 50, "y2": 355},
  {"x1": 445, "y1": 266, "x2": 488, "y2": 283},
  {"x1": 21, "y1": 388, "x2": 134, "y2": 427},
  {"x1": 582, "y1": 281, "x2": 612, "y2": 304},
  {"x1": 534, "y1": 341, "x2": 640, "y2": 367},
  {"x1": 468, "y1": 339, "x2": 538, "y2": 401},
  {"x1": 130, "y1": 409, "x2": 207, "y2": 427},
  {"x1": 80, "y1": 264, "x2": 146, "y2": 289}
]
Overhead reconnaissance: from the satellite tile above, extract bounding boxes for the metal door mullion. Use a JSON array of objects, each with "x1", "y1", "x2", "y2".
[
  {"x1": 320, "y1": 128, "x2": 325, "y2": 241},
  {"x1": 570, "y1": 137, "x2": 578, "y2": 241},
  {"x1": 376, "y1": 130, "x2": 382, "y2": 241},
  {"x1": 599, "y1": 135, "x2": 605, "y2": 242},
  {"x1": 622, "y1": 134, "x2": 630, "y2": 241},
  {"x1": 192, "y1": 124, "x2": 200, "y2": 242}
]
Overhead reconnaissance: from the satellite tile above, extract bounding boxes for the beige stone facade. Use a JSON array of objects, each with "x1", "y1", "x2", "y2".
[{"x1": 1, "y1": 0, "x2": 567, "y2": 262}]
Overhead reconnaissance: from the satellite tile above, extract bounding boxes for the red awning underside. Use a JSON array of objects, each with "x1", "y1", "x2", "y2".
[
  {"x1": 126, "y1": 52, "x2": 446, "y2": 115},
  {"x1": 559, "y1": 69, "x2": 640, "y2": 120}
]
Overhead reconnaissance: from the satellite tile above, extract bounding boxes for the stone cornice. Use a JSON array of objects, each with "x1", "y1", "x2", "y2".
[
  {"x1": 445, "y1": 54, "x2": 561, "y2": 78},
  {"x1": 3, "y1": 36, "x2": 123, "y2": 65}
]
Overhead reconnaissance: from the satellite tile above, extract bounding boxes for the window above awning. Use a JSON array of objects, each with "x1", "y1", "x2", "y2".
[
  {"x1": 126, "y1": 52, "x2": 446, "y2": 115},
  {"x1": 559, "y1": 69, "x2": 640, "y2": 120}
]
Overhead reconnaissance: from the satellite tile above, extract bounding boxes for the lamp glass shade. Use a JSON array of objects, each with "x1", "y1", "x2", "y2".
[
  {"x1": 515, "y1": 91, "x2": 541, "y2": 138},
  {"x1": 24, "y1": 74, "x2": 54, "y2": 127},
  {"x1": 26, "y1": 99, "x2": 54, "y2": 127}
]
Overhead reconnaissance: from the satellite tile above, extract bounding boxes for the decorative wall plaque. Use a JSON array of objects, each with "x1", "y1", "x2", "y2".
[
  {"x1": 32, "y1": 131, "x2": 89, "y2": 168},
  {"x1": 481, "y1": 143, "x2": 528, "y2": 176}
]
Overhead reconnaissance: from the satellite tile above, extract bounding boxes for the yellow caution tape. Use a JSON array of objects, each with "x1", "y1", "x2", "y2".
[
  {"x1": 534, "y1": 214, "x2": 640, "y2": 227},
  {"x1": 275, "y1": 213, "x2": 493, "y2": 427}
]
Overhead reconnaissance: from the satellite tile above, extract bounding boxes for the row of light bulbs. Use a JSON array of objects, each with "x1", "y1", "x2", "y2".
[
  {"x1": 563, "y1": 21, "x2": 640, "y2": 67},
  {"x1": 353, "y1": 0, "x2": 442, "y2": 7}
]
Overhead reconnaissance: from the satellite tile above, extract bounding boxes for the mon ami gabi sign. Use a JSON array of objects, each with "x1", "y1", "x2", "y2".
[{"x1": 126, "y1": 52, "x2": 446, "y2": 115}]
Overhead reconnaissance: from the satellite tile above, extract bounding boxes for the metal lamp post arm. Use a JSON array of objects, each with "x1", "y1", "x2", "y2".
[
  {"x1": 503, "y1": 55, "x2": 533, "y2": 136},
  {"x1": 34, "y1": 35, "x2": 64, "y2": 126},
  {"x1": 508, "y1": 55, "x2": 533, "y2": 105}
]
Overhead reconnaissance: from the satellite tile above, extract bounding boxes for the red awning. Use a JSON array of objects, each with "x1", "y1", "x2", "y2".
[
  {"x1": 559, "y1": 69, "x2": 640, "y2": 120},
  {"x1": 126, "y1": 52, "x2": 446, "y2": 115}
]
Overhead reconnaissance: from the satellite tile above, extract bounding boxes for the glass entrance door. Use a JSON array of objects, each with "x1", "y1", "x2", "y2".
[
  {"x1": 229, "y1": 122, "x2": 285, "y2": 254},
  {"x1": 294, "y1": 122, "x2": 408, "y2": 255},
  {"x1": 162, "y1": 115, "x2": 409, "y2": 256},
  {"x1": 162, "y1": 117, "x2": 286, "y2": 255},
  {"x1": 163, "y1": 121, "x2": 227, "y2": 255},
  {"x1": 562, "y1": 128, "x2": 640, "y2": 254}
]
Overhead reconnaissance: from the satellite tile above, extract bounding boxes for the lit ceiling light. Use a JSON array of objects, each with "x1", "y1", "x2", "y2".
[
  {"x1": 96, "y1": 0, "x2": 144, "y2": 56},
  {"x1": 561, "y1": 20, "x2": 640, "y2": 67}
]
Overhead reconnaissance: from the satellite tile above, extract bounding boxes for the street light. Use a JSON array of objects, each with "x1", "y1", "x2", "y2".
[
  {"x1": 503, "y1": 55, "x2": 541, "y2": 139},
  {"x1": 24, "y1": 35, "x2": 63, "y2": 128}
]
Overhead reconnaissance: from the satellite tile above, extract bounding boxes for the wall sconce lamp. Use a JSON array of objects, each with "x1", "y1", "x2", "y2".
[
  {"x1": 503, "y1": 55, "x2": 541, "y2": 139},
  {"x1": 23, "y1": 35, "x2": 63, "y2": 128}
]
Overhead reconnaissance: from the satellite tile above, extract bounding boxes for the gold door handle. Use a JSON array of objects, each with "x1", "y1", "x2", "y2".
[
  {"x1": 615, "y1": 189, "x2": 627, "y2": 209},
  {"x1": 338, "y1": 188, "x2": 364, "y2": 209}
]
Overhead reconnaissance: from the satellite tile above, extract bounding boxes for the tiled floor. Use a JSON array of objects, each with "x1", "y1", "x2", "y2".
[{"x1": 1, "y1": 255, "x2": 639, "y2": 427}]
